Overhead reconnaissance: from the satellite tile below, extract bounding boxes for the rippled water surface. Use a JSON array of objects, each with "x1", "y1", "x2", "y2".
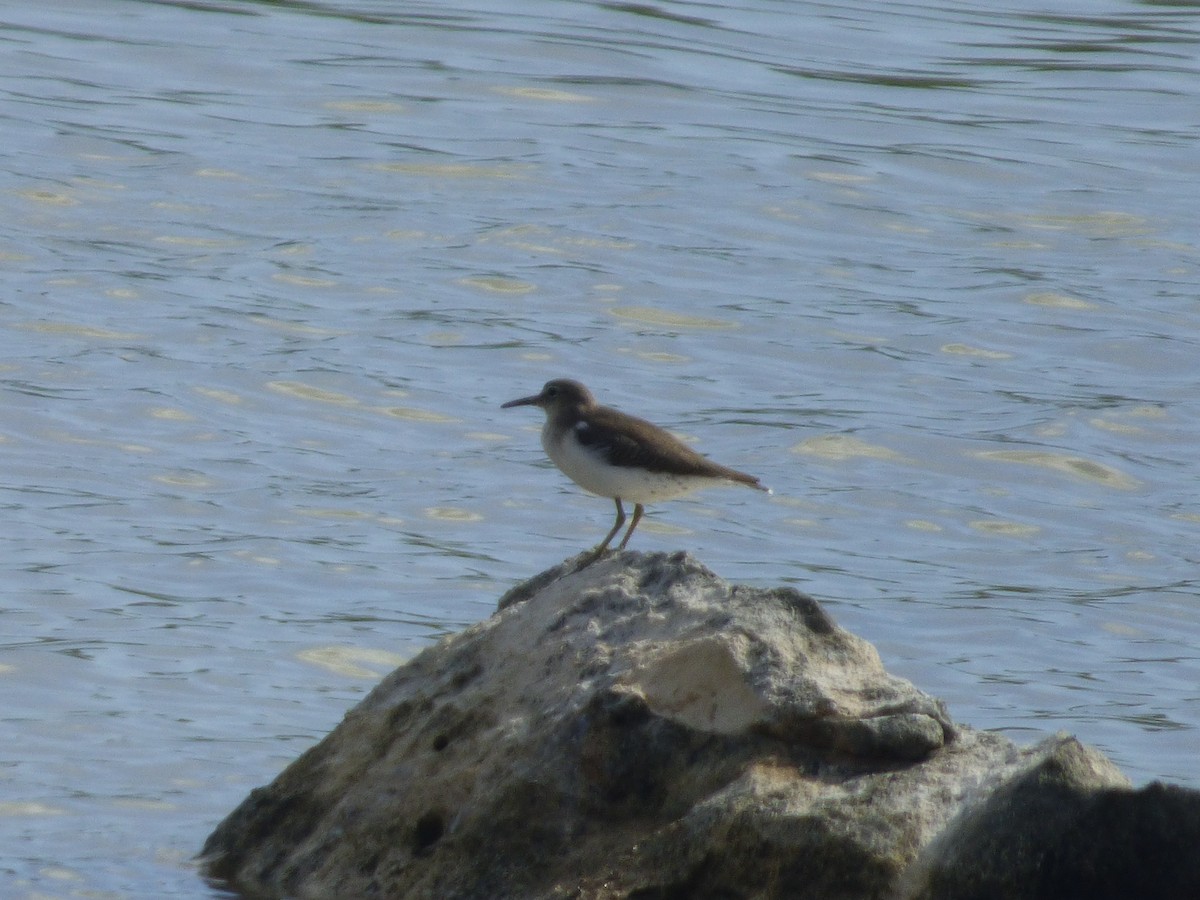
[{"x1": 2, "y1": 0, "x2": 1198, "y2": 895}]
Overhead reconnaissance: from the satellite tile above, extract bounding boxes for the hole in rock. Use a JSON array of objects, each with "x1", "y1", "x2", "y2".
[{"x1": 413, "y1": 810, "x2": 445, "y2": 854}]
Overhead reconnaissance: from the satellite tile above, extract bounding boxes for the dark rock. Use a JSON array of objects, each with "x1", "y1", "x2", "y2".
[
  {"x1": 201, "y1": 551, "x2": 1200, "y2": 900},
  {"x1": 899, "y1": 737, "x2": 1200, "y2": 900}
]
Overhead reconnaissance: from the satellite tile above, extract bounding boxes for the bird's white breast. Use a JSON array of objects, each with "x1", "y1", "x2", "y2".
[{"x1": 541, "y1": 421, "x2": 720, "y2": 504}]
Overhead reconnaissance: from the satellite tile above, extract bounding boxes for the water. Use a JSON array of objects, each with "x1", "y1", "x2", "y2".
[{"x1": 1, "y1": 0, "x2": 1197, "y2": 895}]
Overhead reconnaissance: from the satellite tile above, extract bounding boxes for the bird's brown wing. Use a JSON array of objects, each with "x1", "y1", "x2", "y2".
[{"x1": 579, "y1": 406, "x2": 764, "y2": 488}]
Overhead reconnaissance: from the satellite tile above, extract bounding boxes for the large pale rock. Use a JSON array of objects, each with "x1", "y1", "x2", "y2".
[{"x1": 201, "y1": 551, "x2": 1200, "y2": 899}]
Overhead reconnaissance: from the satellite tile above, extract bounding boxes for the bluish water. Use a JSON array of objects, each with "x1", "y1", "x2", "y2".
[{"x1": 1, "y1": 1, "x2": 1197, "y2": 896}]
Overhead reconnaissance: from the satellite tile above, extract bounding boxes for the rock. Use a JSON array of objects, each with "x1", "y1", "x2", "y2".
[
  {"x1": 201, "y1": 551, "x2": 1200, "y2": 900},
  {"x1": 899, "y1": 737, "x2": 1200, "y2": 900}
]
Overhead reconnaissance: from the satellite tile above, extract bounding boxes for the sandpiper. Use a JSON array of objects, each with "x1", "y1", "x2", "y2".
[{"x1": 502, "y1": 379, "x2": 769, "y2": 560}]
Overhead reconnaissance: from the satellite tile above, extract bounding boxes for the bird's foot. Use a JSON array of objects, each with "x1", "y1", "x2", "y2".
[{"x1": 572, "y1": 545, "x2": 615, "y2": 572}]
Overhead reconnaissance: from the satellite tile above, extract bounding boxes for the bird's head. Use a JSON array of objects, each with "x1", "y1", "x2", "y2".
[{"x1": 502, "y1": 379, "x2": 595, "y2": 415}]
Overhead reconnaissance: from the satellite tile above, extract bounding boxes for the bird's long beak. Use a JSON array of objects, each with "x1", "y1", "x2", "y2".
[{"x1": 501, "y1": 392, "x2": 542, "y2": 409}]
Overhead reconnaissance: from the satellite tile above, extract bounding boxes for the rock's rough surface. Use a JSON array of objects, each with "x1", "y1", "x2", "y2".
[
  {"x1": 899, "y1": 738, "x2": 1200, "y2": 900},
  {"x1": 202, "y1": 551, "x2": 1200, "y2": 900}
]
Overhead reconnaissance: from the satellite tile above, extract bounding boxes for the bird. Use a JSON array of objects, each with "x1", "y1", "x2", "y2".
[{"x1": 502, "y1": 378, "x2": 769, "y2": 561}]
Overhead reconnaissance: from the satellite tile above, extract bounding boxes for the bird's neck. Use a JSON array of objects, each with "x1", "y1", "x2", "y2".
[{"x1": 550, "y1": 404, "x2": 586, "y2": 432}]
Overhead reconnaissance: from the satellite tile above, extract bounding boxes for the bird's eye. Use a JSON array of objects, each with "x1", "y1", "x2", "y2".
[{"x1": 546, "y1": 386, "x2": 558, "y2": 396}]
